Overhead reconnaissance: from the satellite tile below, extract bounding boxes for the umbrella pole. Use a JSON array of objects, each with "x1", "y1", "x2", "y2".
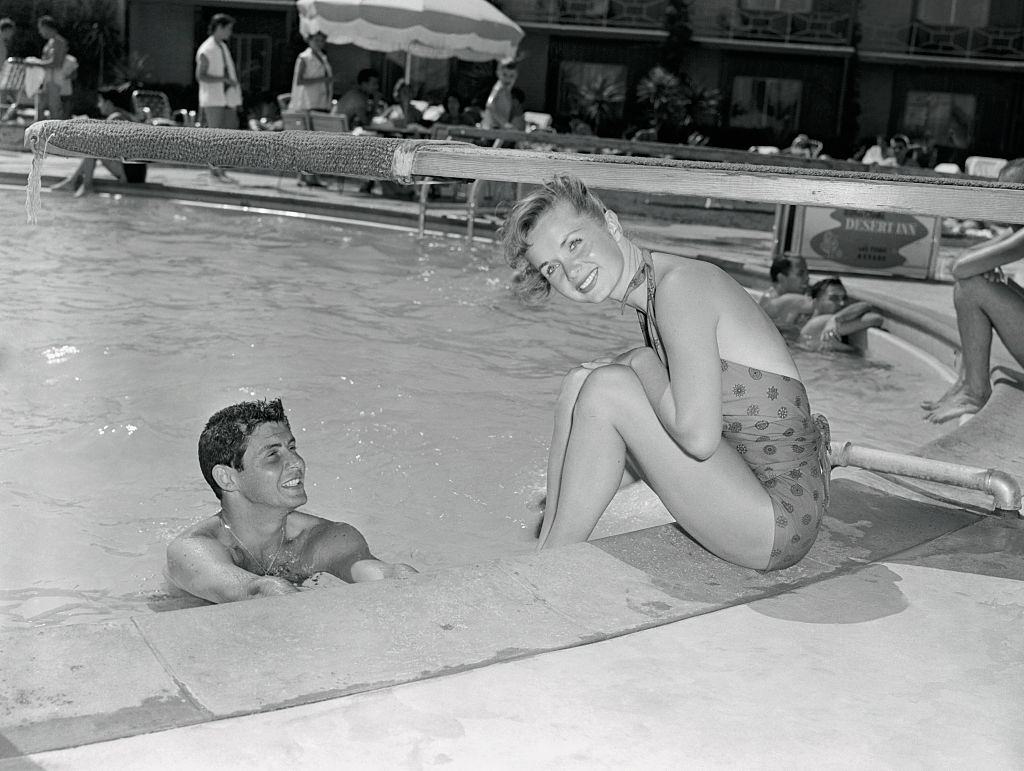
[{"x1": 404, "y1": 51, "x2": 412, "y2": 83}]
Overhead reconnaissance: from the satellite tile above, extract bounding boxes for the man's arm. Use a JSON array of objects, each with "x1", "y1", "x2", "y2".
[
  {"x1": 760, "y1": 293, "x2": 813, "y2": 325},
  {"x1": 166, "y1": 533, "x2": 297, "y2": 603},
  {"x1": 304, "y1": 520, "x2": 417, "y2": 582}
]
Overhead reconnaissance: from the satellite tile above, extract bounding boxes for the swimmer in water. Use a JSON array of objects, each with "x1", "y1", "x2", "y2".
[
  {"x1": 759, "y1": 256, "x2": 814, "y2": 337},
  {"x1": 500, "y1": 175, "x2": 830, "y2": 571},
  {"x1": 166, "y1": 398, "x2": 417, "y2": 603},
  {"x1": 800, "y1": 277, "x2": 885, "y2": 352}
]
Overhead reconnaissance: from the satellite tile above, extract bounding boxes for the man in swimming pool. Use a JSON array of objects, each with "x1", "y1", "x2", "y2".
[
  {"x1": 759, "y1": 256, "x2": 814, "y2": 335},
  {"x1": 166, "y1": 398, "x2": 417, "y2": 603}
]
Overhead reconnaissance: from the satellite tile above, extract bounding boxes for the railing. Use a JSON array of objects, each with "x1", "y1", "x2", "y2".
[
  {"x1": 860, "y1": 21, "x2": 1024, "y2": 60},
  {"x1": 689, "y1": 5, "x2": 854, "y2": 46},
  {"x1": 499, "y1": 0, "x2": 667, "y2": 30}
]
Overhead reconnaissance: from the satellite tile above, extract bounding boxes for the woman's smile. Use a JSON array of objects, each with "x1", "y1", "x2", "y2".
[{"x1": 577, "y1": 267, "x2": 599, "y2": 293}]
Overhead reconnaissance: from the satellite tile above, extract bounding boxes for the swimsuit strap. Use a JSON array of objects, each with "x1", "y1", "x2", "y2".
[{"x1": 632, "y1": 249, "x2": 665, "y2": 363}]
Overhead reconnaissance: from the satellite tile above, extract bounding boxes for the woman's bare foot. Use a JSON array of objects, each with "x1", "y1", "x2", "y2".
[
  {"x1": 921, "y1": 378, "x2": 965, "y2": 411},
  {"x1": 73, "y1": 182, "x2": 94, "y2": 198},
  {"x1": 924, "y1": 390, "x2": 989, "y2": 424}
]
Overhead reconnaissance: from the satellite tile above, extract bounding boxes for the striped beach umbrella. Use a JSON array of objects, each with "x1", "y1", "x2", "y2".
[{"x1": 296, "y1": 0, "x2": 523, "y2": 62}]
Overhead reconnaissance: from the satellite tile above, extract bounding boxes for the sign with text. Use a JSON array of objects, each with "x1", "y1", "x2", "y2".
[{"x1": 792, "y1": 206, "x2": 939, "y2": 279}]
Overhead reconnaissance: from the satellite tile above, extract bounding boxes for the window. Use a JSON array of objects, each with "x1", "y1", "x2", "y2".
[
  {"x1": 741, "y1": 0, "x2": 813, "y2": 11},
  {"x1": 916, "y1": 0, "x2": 989, "y2": 26},
  {"x1": 230, "y1": 34, "x2": 272, "y2": 94},
  {"x1": 729, "y1": 76, "x2": 802, "y2": 133},
  {"x1": 901, "y1": 91, "x2": 976, "y2": 148}
]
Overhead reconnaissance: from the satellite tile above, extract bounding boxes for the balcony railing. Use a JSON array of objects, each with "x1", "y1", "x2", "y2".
[
  {"x1": 690, "y1": 5, "x2": 854, "y2": 46},
  {"x1": 499, "y1": 0, "x2": 667, "y2": 30},
  {"x1": 860, "y1": 21, "x2": 1024, "y2": 60}
]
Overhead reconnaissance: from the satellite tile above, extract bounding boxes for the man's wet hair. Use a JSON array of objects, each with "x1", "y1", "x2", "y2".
[
  {"x1": 810, "y1": 276, "x2": 845, "y2": 299},
  {"x1": 769, "y1": 256, "x2": 802, "y2": 283},
  {"x1": 198, "y1": 398, "x2": 289, "y2": 499}
]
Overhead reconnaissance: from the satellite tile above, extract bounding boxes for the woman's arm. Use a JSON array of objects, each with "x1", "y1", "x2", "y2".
[
  {"x1": 952, "y1": 226, "x2": 1024, "y2": 280},
  {"x1": 626, "y1": 269, "x2": 726, "y2": 460}
]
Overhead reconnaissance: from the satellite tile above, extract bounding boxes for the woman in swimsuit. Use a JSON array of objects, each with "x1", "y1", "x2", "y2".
[{"x1": 500, "y1": 175, "x2": 830, "y2": 571}]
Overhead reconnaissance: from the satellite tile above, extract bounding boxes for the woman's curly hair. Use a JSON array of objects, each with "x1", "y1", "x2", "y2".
[{"x1": 498, "y1": 175, "x2": 607, "y2": 305}]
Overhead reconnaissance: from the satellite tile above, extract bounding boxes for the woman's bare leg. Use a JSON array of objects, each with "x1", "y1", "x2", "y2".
[
  {"x1": 51, "y1": 158, "x2": 88, "y2": 191},
  {"x1": 927, "y1": 276, "x2": 1024, "y2": 423},
  {"x1": 540, "y1": 364, "x2": 775, "y2": 569},
  {"x1": 538, "y1": 365, "x2": 637, "y2": 545}
]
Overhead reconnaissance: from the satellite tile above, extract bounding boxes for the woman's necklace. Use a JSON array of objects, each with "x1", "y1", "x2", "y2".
[{"x1": 218, "y1": 512, "x2": 286, "y2": 576}]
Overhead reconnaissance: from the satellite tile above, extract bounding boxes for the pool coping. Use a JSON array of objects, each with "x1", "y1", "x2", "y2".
[{"x1": 3, "y1": 163, "x2": 1023, "y2": 760}]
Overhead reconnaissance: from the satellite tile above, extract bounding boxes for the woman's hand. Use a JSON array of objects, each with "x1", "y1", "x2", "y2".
[{"x1": 578, "y1": 356, "x2": 614, "y2": 370}]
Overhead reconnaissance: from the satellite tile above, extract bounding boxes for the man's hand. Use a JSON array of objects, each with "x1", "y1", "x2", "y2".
[
  {"x1": 248, "y1": 575, "x2": 300, "y2": 598},
  {"x1": 819, "y1": 316, "x2": 840, "y2": 344}
]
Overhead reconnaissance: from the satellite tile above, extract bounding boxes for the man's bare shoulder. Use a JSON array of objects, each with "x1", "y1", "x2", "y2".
[{"x1": 173, "y1": 513, "x2": 223, "y2": 542}]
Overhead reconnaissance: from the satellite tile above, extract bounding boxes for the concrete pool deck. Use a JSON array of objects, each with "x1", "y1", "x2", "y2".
[{"x1": 2, "y1": 150, "x2": 1023, "y2": 767}]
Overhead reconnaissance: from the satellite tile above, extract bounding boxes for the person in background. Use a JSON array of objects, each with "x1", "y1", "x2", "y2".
[
  {"x1": 34, "y1": 15, "x2": 68, "y2": 119},
  {"x1": 800, "y1": 277, "x2": 885, "y2": 352},
  {"x1": 889, "y1": 134, "x2": 919, "y2": 168},
  {"x1": 382, "y1": 78, "x2": 423, "y2": 128},
  {"x1": 500, "y1": 175, "x2": 830, "y2": 571},
  {"x1": 195, "y1": 13, "x2": 241, "y2": 179},
  {"x1": 0, "y1": 17, "x2": 14, "y2": 64},
  {"x1": 480, "y1": 57, "x2": 517, "y2": 130},
  {"x1": 758, "y1": 256, "x2": 814, "y2": 335},
  {"x1": 923, "y1": 159, "x2": 1024, "y2": 424},
  {"x1": 332, "y1": 67, "x2": 380, "y2": 129},
  {"x1": 509, "y1": 86, "x2": 526, "y2": 131},
  {"x1": 51, "y1": 84, "x2": 147, "y2": 197},
  {"x1": 289, "y1": 30, "x2": 333, "y2": 113},
  {"x1": 858, "y1": 134, "x2": 892, "y2": 166},
  {"x1": 436, "y1": 92, "x2": 468, "y2": 126},
  {"x1": 166, "y1": 398, "x2": 417, "y2": 604},
  {"x1": 785, "y1": 133, "x2": 822, "y2": 159},
  {"x1": 0, "y1": 18, "x2": 18, "y2": 120}
]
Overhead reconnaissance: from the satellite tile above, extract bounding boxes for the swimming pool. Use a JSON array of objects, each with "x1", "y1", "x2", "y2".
[{"x1": 0, "y1": 192, "x2": 950, "y2": 627}]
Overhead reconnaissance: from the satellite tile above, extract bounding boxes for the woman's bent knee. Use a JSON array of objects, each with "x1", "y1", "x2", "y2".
[{"x1": 573, "y1": 364, "x2": 637, "y2": 419}]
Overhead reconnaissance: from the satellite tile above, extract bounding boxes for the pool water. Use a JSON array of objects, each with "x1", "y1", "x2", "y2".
[{"x1": 0, "y1": 193, "x2": 948, "y2": 627}]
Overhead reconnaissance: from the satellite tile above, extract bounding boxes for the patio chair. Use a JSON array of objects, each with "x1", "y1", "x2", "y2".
[
  {"x1": 964, "y1": 156, "x2": 1008, "y2": 179},
  {"x1": 308, "y1": 111, "x2": 349, "y2": 132},
  {"x1": 0, "y1": 57, "x2": 26, "y2": 119},
  {"x1": 131, "y1": 89, "x2": 191, "y2": 127},
  {"x1": 280, "y1": 111, "x2": 310, "y2": 131}
]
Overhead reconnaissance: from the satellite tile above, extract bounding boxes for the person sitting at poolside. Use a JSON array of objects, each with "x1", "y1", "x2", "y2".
[
  {"x1": 51, "y1": 84, "x2": 147, "y2": 197},
  {"x1": 923, "y1": 159, "x2": 1024, "y2": 424},
  {"x1": 500, "y1": 175, "x2": 831, "y2": 571},
  {"x1": 759, "y1": 256, "x2": 814, "y2": 335},
  {"x1": 166, "y1": 398, "x2": 417, "y2": 603}
]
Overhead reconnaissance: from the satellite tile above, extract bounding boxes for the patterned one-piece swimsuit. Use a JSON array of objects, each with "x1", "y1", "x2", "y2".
[{"x1": 634, "y1": 253, "x2": 830, "y2": 570}]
